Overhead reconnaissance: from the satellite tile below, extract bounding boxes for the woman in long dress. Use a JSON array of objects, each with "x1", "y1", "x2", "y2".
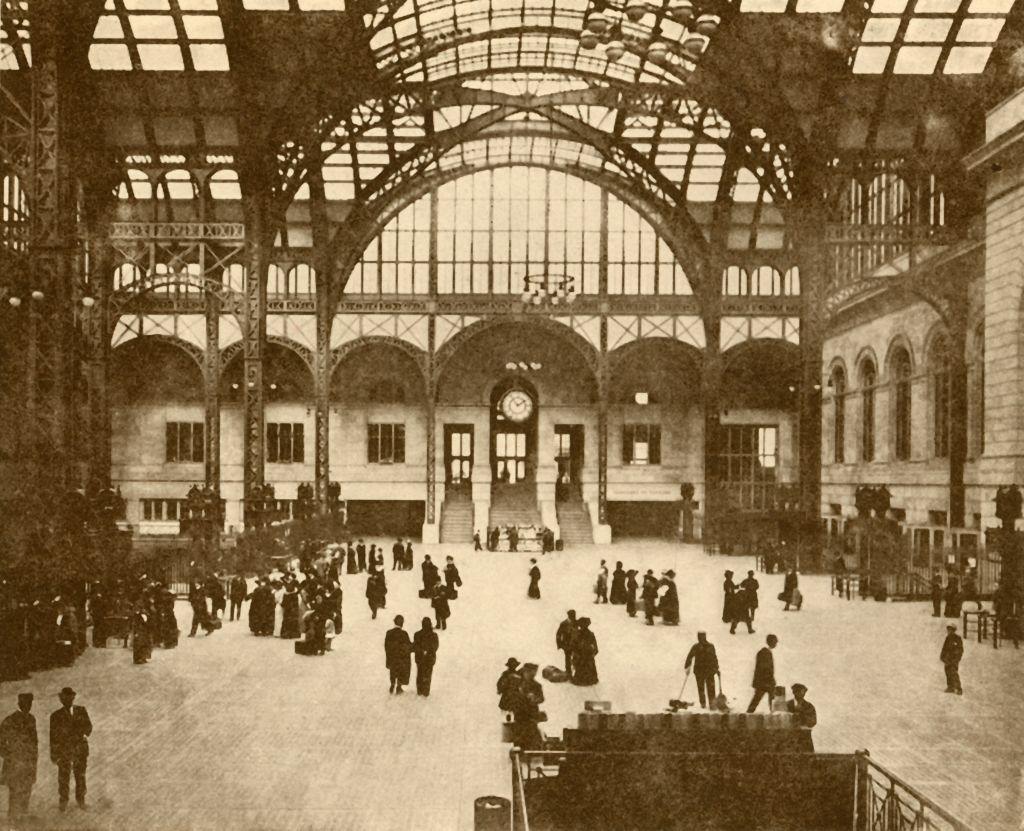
[
  {"x1": 280, "y1": 585, "x2": 301, "y2": 639},
  {"x1": 609, "y1": 562, "x2": 627, "y2": 605},
  {"x1": 527, "y1": 560, "x2": 541, "y2": 599},
  {"x1": 659, "y1": 570, "x2": 680, "y2": 626},
  {"x1": 571, "y1": 618, "x2": 599, "y2": 685},
  {"x1": 722, "y1": 570, "x2": 737, "y2": 622},
  {"x1": 625, "y1": 570, "x2": 638, "y2": 617}
]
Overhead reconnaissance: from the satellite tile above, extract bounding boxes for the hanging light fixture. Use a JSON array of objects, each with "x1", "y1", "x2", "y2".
[
  {"x1": 586, "y1": 11, "x2": 609, "y2": 34},
  {"x1": 646, "y1": 40, "x2": 669, "y2": 62},
  {"x1": 666, "y1": 0, "x2": 694, "y2": 23},
  {"x1": 695, "y1": 13, "x2": 720, "y2": 36},
  {"x1": 81, "y1": 296, "x2": 96, "y2": 308},
  {"x1": 625, "y1": 0, "x2": 648, "y2": 21},
  {"x1": 8, "y1": 296, "x2": 21, "y2": 307},
  {"x1": 31, "y1": 290, "x2": 44, "y2": 301},
  {"x1": 604, "y1": 39, "x2": 625, "y2": 60},
  {"x1": 579, "y1": 30, "x2": 600, "y2": 49},
  {"x1": 682, "y1": 32, "x2": 706, "y2": 58}
]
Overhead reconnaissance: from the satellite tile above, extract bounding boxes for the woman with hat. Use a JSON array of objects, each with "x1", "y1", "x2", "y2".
[
  {"x1": 659, "y1": 571, "x2": 680, "y2": 626},
  {"x1": 527, "y1": 560, "x2": 541, "y2": 599},
  {"x1": 497, "y1": 658, "x2": 521, "y2": 711},
  {"x1": 510, "y1": 663, "x2": 545, "y2": 750},
  {"x1": 722, "y1": 570, "x2": 737, "y2": 623},
  {"x1": 571, "y1": 619, "x2": 599, "y2": 686}
]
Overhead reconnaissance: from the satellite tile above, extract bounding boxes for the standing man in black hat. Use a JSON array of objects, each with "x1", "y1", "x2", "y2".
[
  {"x1": 555, "y1": 610, "x2": 577, "y2": 678},
  {"x1": 49, "y1": 687, "x2": 92, "y2": 812},
  {"x1": 384, "y1": 615, "x2": 412, "y2": 694},
  {"x1": 940, "y1": 624, "x2": 964, "y2": 695},
  {"x1": 0, "y1": 692, "x2": 37, "y2": 821}
]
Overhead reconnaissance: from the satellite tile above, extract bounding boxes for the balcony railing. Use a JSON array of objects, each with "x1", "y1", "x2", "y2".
[{"x1": 856, "y1": 752, "x2": 973, "y2": 831}]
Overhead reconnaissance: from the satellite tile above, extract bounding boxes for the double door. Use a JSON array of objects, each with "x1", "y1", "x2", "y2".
[
  {"x1": 444, "y1": 425, "x2": 473, "y2": 492},
  {"x1": 554, "y1": 425, "x2": 584, "y2": 500}
]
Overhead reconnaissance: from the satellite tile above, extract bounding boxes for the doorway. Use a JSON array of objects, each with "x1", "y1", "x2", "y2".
[
  {"x1": 444, "y1": 424, "x2": 473, "y2": 493},
  {"x1": 554, "y1": 424, "x2": 585, "y2": 501}
]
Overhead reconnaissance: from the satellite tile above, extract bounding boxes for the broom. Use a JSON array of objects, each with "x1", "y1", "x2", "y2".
[{"x1": 667, "y1": 668, "x2": 692, "y2": 711}]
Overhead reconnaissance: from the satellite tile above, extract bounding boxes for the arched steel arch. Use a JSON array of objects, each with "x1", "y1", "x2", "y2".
[
  {"x1": 330, "y1": 335, "x2": 429, "y2": 390},
  {"x1": 110, "y1": 333, "x2": 205, "y2": 371},
  {"x1": 432, "y1": 315, "x2": 600, "y2": 393},
  {"x1": 220, "y1": 334, "x2": 316, "y2": 378},
  {"x1": 607, "y1": 336, "x2": 705, "y2": 374}
]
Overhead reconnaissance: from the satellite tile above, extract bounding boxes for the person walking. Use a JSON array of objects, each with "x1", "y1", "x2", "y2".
[
  {"x1": 187, "y1": 580, "x2": 214, "y2": 637},
  {"x1": 659, "y1": 570, "x2": 680, "y2": 625},
  {"x1": 940, "y1": 624, "x2": 964, "y2": 695},
  {"x1": 444, "y1": 556, "x2": 463, "y2": 598},
  {"x1": 527, "y1": 559, "x2": 541, "y2": 599},
  {"x1": 641, "y1": 570, "x2": 659, "y2": 625},
  {"x1": 555, "y1": 611, "x2": 577, "y2": 678},
  {"x1": 431, "y1": 584, "x2": 451, "y2": 631},
  {"x1": 421, "y1": 556, "x2": 440, "y2": 596},
  {"x1": 684, "y1": 632, "x2": 720, "y2": 709},
  {"x1": 473, "y1": 530, "x2": 483, "y2": 551},
  {"x1": 229, "y1": 574, "x2": 247, "y2": 622},
  {"x1": 0, "y1": 693, "x2": 37, "y2": 822},
  {"x1": 625, "y1": 570, "x2": 639, "y2": 617},
  {"x1": 366, "y1": 572, "x2": 387, "y2": 620},
  {"x1": 392, "y1": 539, "x2": 404, "y2": 571},
  {"x1": 722, "y1": 571, "x2": 737, "y2": 623},
  {"x1": 413, "y1": 618, "x2": 439, "y2": 696},
  {"x1": 571, "y1": 618, "x2": 599, "y2": 686},
  {"x1": 729, "y1": 585, "x2": 755, "y2": 635},
  {"x1": 49, "y1": 687, "x2": 92, "y2": 812},
  {"x1": 746, "y1": 634, "x2": 779, "y2": 713},
  {"x1": 594, "y1": 560, "x2": 609, "y2": 604},
  {"x1": 509, "y1": 526, "x2": 519, "y2": 552},
  {"x1": 384, "y1": 615, "x2": 412, "y2": 694},
  {"x1": 740, "y1": 570, "x2": 760, "y2": 621},
  {"x1": 782, "y1": 568, "x2": 801, "y2": 611}
]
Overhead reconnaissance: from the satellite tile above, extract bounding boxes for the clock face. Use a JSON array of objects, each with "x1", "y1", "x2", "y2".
[{"x1": 500, "y1": 389, "x2": 534, "y2": 423}]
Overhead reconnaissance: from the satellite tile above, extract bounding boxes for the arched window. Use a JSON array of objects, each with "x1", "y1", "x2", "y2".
[
  {"x1": 222, "y1": 264, "x2": 245, "y2": 293},
  {"x1": 930, "y1": 333, "x2": 951, "y2": 459},
  {"x1": 722, "y1": 266, "x2": 747, "y2": 296},
  {"x1": 114, "y1": 263, "x2": 142, "y2": 291},
  {"x1": 209, "y1": 169, "x2": 241, "y2": 200},
  {"x1": 351, "y1": 166, "x2": 692, "y2": 297},
  {"x1": 117, "y1": 169, "x2": 152, "y2": 201},
  {"x1": 860, "y1": 360, "x2": 876, "y2": 462},
  {"x1": 830, "y1": 365, "x2": 846, "y2": 464},
  {"x1": 783, "y1": 266, "x2": 800, "y2": 296},
  {"x1": 158, "y1": 169, "x2": 197, "y2": 201},
  {"x1": 289, "y1": 264, "x2": 316, "y2": 295},
  {"x1": 891, "y1": 347, "x2": 913, "y2": 461},
  {"x1": 267, "y1": 264, "x2": 287, "y2": 296},
  {"x1": 750, "y1": 265, "x2": 781, "y2": 296}
]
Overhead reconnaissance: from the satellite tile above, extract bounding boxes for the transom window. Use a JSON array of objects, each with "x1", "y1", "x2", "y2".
[
  {"x1": 351, "y1": 167, "x2": 692, "y2": 297},
  {"x1": 622, "y1": 424, "x2": 662, "y2": 465}
]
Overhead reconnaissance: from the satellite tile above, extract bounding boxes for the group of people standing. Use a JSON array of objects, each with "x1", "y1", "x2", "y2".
[
  {"x1": 722, "y1": 569, "x2": 761, "y2": 634},
  {"x1": 553, "y1": 610, "x2": 600, "y2": 685}
]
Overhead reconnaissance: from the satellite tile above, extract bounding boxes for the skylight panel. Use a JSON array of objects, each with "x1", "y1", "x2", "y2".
[
  {"x1": 739, "y1": 0, "x2": 788, "y2": 10},
  {"x1": 298, "y1": 0, "x2": 346, "y2": 8},
  {"x1": 242, "y1": 0, "x2": 290, "y2": 8},
  {"x1": 739, "y1": 0, "x2": 843, "y2": 9},
  {"x1": 852, "y1": 0, "x2": 1011, "y2": 74},
  {"x1": 90, "y1": 0, "x2": 229, "y2": 71}
]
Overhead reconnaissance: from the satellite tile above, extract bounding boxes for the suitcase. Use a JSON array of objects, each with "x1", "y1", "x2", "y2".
[
  {"x1": 542, "y1": 665, "x2": 569, "y2": 683},
  {"x1": 207, "y1": 617, "x2": 222, "y2": 631},
  {"x1": 418, "y1": 589, "x2": 429, "y2": 599},
  {"x1": 294, "y1": 640, "x2": 317, "y2": 656}
]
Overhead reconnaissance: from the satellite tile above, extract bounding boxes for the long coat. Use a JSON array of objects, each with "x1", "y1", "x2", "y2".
[
  {"x1": 941, "y1": 633, "x2": 964, "y2": 665},
  {"x1": 384, "y1": 627, "x2": 412, "y2": 684},
  {"x1": 752, "y1": 647, "x2": 775, "y2": 692},
  {"x1": 0, "y1": 709, "x2": 37, "y2": 786},
  {"x1": 49, "y1": 705, "x2": 92, "y2": 764},
  {"x1": 413, "y1": 628, "x2": 439, "y2": 667},
  {"x1": 722, "y1": 578, "x2": 737, "y2": 622},
  {"x1": 685, "y1": 641, "x2": 719, "y2": 677},
  {"x1": 609, "y1": 568, "x2": 627, "y2": 604},
  {"x1": 571, "y1": 629, "x2": 599, "y2": 686}
]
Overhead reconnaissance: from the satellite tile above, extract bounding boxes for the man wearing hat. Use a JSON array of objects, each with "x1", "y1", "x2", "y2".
[
  {"x1": 555, "y1": 611, "x2": 578, "y2": 679},
  {"x1": 0, "y1": 692, "x2": 37, "y2": 820},
  {"x1": 384, "y1": 615, "x2": 412, "y2": 694},
  {"x1": 940, "y1": 624, "x2": 964, "y2": 695},
  {"x1": 49, "y1": 687, "x2": 92, "y2": 811},
  {"x1": 684, "y1": 632, "x2": 720, "y2": 709},
  {"x1": 787, "y1": 684, "x2": 817, "y2": 729}
]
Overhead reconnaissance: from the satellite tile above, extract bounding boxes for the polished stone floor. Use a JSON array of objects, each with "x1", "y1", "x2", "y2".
[{"x1": 3, "y1": 541, "x2": 1022, "y2": 830}]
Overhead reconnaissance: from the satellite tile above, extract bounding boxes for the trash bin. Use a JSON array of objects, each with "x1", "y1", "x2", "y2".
[{"x1": 474, "y1": 795, "x2": 511, "y2": 831}]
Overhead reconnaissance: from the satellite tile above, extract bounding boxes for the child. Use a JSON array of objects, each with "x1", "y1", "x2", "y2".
[{"x1": 323, "y1": 617, "x2": 336, "y2": 652}]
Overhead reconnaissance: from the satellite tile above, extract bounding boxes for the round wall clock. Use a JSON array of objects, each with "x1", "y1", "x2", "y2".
[{"x1": 499, "y1": 389, "x2": 534, "y2": 423}]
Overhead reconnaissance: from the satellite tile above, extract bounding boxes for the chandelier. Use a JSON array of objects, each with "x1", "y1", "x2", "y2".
[
  {"x1": 578, "y1": 0, "x2": 721, "y2": 66},
  {"x1": 521, "y1": 273, "x2": 578, "y2": 307}
]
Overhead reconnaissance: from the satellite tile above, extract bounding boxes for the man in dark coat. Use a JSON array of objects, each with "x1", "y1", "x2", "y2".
[
  {"x1": 555, "y1": 610, "x2": 577, "y2": 677},
  {"x1": 413, "y1": 618, "x2": 439, "y2": 696},
  {"x1": 730, "y1": 585, "x2": 755, "y2": 634},
  {"x1": 49, "y1": 687, "x2": 92, "y2": 811},
  {"x1": 509, "y1": 525, "x2": 519, "y2": 552},
  {"x1": 940, "y1": 624, "x2": 964, "y2": 695},
  {"x1": 740, "y1": 570, "x2": 760, "y2": 621},
  {"x1": 346, "y1": 542, "x2": 358, "y2": 574},
  {"x1": 746, "y1": 634, "x2": 779, "y2": 713},
  {"x1": 229, "y1": 575, "x2": 247, "y2": 622},
  {"x1": 366, "y1": 572, "x2": 387, "y2": 620},
  {"x1": 384, "y1": 615, "x2": 412, "y2": 694},
  {"x1": 206, "y1": 574, "x2": 226, "y2": 620},
  {"x1": 392, "y1": 539, "x2": 404, "y2": 571},
  {"x1": 421, "y1": 556, "x2": 440, "y2": 595},
  {"x1": 444, "y1": 556, "x2": 462, "y2": 598},
  {"x1": 357, "y1": 540, "x2": 367, "y2": 572},
  {"x1": 641, "y1": 570, "x2": 659, "y2": 625},
  {"x1": 188, "y1": 580, "x2": 213, "y2": 637},
  {"x1": 684, "y1": 632, "x2": 720, "y2": 709},
  {"x1": 0, "y1": 693, "x2": 37, "y2": 820}
]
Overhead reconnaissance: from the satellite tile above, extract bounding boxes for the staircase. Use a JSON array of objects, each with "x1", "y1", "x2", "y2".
[
  {"x1": 557, "y1": 499, "x2": 594, "y2": 546},
  {"x1": 489, "y1": 483, "x2": 542, "y2": 528},
  {"x1": 440, "y1": 491, "x2": 474, "y2": 544}
]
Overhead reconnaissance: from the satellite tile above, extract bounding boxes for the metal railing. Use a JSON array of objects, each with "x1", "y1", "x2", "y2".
[{"x1": 855, "y1": 752, "x2": 974, "y2": 831}]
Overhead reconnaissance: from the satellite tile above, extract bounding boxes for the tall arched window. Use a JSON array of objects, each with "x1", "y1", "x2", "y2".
[
  {"x1": 891, "y1": 347, "x2": 913, "y2": 461},
  {"x1": 930, "y1": 333, "x2": 950, "y2": 459},
  {"x1": 830, "y1": 366, "x2": 846, "y2": 463},
  {"x1": 860, "y1": 360, "x2": 876, "y2": 462},
  {"x1": 2, "y1": 172, "x2": 29, "y2": 252}
]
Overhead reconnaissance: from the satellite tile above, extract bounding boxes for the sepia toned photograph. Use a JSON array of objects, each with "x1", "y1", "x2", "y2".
[{"x1": 1, "y1": 0, "x2": 1023, "y2": 829}]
